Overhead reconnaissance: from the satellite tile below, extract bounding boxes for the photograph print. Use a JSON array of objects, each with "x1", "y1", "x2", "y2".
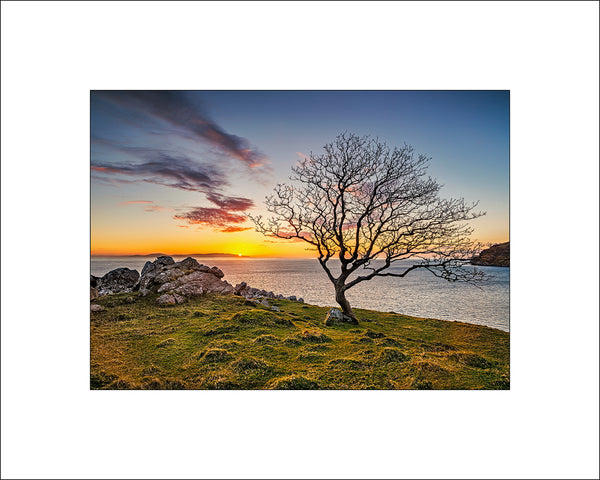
[{"x1": 90, "y1": 90, "x2": 509, "y2": 390}]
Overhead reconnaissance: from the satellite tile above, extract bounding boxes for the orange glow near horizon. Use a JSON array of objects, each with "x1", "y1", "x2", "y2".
[
  {"x1": 90, "y1": 193, "x2": 508, "y2": 259},
  {"x1": 90, "y1": 227, "x2": 318, "y2": 257},
  {"x1": 91, "y1": 91, "x2": 508, "y2": 261},
  {"x1": 91, "y1": 226, "x2": 508, "y2": 258}
]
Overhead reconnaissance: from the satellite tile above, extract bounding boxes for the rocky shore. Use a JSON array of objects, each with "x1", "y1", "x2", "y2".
[
  {"x1": 90, "y1": 255, "x2": 304, "y2": 309},
  {"x1": 471, "y1": 242, "x2": 510, "y2": 267}
]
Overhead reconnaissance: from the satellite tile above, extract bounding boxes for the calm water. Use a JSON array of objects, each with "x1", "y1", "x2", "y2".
[{"x1": 91, "y1": 256, "x2": 509, "y2": 332}]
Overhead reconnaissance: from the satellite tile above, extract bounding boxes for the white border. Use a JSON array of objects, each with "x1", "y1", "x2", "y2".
[{"x1": 2, "y1": 2, "x2": 598, "y2": 479}]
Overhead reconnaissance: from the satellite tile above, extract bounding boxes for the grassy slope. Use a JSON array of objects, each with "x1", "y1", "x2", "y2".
[{"x1": 90, "y1": 293, "x2": 509, "y2": 390}]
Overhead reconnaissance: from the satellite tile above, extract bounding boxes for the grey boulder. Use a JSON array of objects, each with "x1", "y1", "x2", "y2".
[
  {"x1": 96, "y1": 268, "x2": 140, "y2": 295},
  {"x1": 157, "y1": 293, "x2": 186, "y2": 305},
  {"x1": 131, "y1": 256, "x2": 235, "y2": 302},
  {"x1": 324, "y1": 308, "x2": 358, "y2": 326}
]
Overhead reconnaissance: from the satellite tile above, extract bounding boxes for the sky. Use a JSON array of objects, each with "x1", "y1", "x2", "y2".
[{"x1": 91, "y1": 90, "x2": 509, "y2": 257}]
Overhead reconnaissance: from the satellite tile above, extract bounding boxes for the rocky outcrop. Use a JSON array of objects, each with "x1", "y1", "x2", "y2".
[
  {"x1": 234, "y1": 281, "x2": 304, "y2": 303},
  {"x1": 133, "y1": 256, "x2": 235, "y2": 303},
  {"x1": 96, "y1": 268, "x2": 140, "y2": 295},
  {"x1": 91, "y1": 287, "x2": 99, "y2": 301},
  {"x1": 324, "y1": 308, "x2": 358, "y2": 326},
  {"x1": 471, "y1": 242, "x2": 510, "y2": 267},
  {"x1": 157, "y1": 293, "x2": 186, "y2": 305},
  {"x1": 91, "y1": 255, "x2": 306, "y2": 306}
]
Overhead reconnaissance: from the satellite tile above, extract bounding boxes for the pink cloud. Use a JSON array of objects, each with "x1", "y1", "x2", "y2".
[
  {"x1": 174, "y1": 207, "x2": 247, "y2": 227},
  {"x1": 219, "y1": 226, "x2": 253, "y2": 233}
]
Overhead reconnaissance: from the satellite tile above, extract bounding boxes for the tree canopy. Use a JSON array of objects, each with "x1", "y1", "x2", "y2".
[{"x1": 251, "y1": 133, "x2": 486, "y2": 322}]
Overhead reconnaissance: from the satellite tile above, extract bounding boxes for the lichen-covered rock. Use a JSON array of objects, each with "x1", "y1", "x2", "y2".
[
  {"x1": 173, "y1": 282, "x2": 204, "y2": 297},
  {"x1": 165, "y1": 268, "x2": 185, "y2": 280},
  {"x1": 96, "y1": 268, "x2": 140, "y2": 295},
  {"x1": 259, "y1": 298, "x2": 270, "y2": 307},
  {"x1": 135, "y1": 256, "x2": 233, "y2": 298},
  {"x1": 140, "y1": 260, "x2": 156, "y2": 278},
  {"x1": 90, "y1": 304, "x2": 104, "y2": 312},
  {"x1": 209, "y1": 266, "x2": 225, "y2": 278},
  {"x1": 136, "y1": 257, "x2": 177, "y2": 294},
  {"x1": 198, "y1": 273, "x2": 234, "y2": 294},
  {"x1": 324, "y1": 308, "x2": 358, "y2": 326},
  {"x1": 154, "y1": 255, "x2": 176, "y2": 268},
  {"x1": 176, "y1": 256, "x2": 205, "y2": 272},
  {"x1": 234, "y1": 281, "x2": 303, "y2": 302},
  {"x1": 96, "y1": 255, "x2": 296, "y2": 304},
  {"x1": 157, "y1": 293, "x2": 186, "y2": 305}
]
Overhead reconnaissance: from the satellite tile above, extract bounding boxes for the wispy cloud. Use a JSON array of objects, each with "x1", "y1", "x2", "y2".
[
  {"x1": 117, "y1": 200, "x2": 169, "y2": 213},
  {"x1": 174, "y1": 190, "x2": 255, "y2": 232},
  {"x1": 174, "y1": 207, "x2": 247, "y2": 229},
  {"x1": 143, "y1": 204, "x2": 168, "y2": 212},
  {"x1": 219, "y1": 226, "x2": 253, "y2": 233},
  {"x1": 93, "y1": 91, "x2": 268, "y2": 168},
  {"x1": 92, "y1": 141, "x2": 227, "y2": 193},
  {"x1": 118, "y1": 200, "x2": 153, "y2": 205},
  {"x1": 92, "y1": 91, "x2": 264, "y2": 234},
  {"x1": 205, "y1": 192, "x2": 254, "y2": 211}
]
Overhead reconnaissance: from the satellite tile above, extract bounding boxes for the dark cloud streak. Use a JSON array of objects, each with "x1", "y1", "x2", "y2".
[
  {"x1": 174, "y1": 207, "x2": 247, "y2": 228},
  {"x1": 92, "y1": 91, "x2": 267, "y2": 168},
  {"x1": 91, "y1": 92, "x2": 262, "y2": 233},
  {"x1": 219, "y1": 226, "x2": 253, "y2": 233},
  {"x1": 174, "y1": 194, "x2": 255, "y2": 233},
  {"x1": 91, "y1": 157, "x2": 225, "y2": 193},
  {"x1": 206, "y1": 192, "x2": 254, "y2": 211},
  {"x1": 91, "y1": 138, "x2": 227, "y2": 193}
]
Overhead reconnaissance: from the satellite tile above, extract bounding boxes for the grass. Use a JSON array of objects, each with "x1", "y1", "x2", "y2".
[{"x1": 90, "y1": 292, "x2": 509, "y2": 390}]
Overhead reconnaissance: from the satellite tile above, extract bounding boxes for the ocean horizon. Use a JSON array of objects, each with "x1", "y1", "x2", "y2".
[{"x1": 91, "y1": 255, "x2": 509, "y2": 332}]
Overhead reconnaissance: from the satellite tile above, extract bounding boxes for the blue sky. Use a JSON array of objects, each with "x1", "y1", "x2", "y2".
[{"x1": 91, "y1": 90, "x2": 509, "y2": 255}]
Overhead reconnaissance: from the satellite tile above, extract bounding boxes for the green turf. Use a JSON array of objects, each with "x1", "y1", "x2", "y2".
[{"x1": 90, "y1": 293, "x2": 509, "y2": 390}]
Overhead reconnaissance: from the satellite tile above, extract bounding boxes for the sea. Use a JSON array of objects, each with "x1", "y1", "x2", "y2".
[{"x1": 91, "y1": 256, "x2": 509, "y2": 332}]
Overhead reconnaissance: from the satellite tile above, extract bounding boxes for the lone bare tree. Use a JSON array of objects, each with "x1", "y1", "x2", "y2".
[{"x1": 250, "y1": 133, "x2": 486, "y2": 323}]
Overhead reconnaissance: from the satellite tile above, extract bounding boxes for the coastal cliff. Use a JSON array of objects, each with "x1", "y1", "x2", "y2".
[{"x1": 471, "y1": 242, "x2": 510, "y2": 267}]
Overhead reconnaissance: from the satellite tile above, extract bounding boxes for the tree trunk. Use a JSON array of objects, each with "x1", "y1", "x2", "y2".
[{"x1": 334, "y1": 284, "x2": 359, "y2": 324}]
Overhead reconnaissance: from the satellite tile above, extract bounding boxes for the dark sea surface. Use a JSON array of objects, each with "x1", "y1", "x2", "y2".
[{"x1": 91, "y1": 256, "x2": 509, "y2": 332}]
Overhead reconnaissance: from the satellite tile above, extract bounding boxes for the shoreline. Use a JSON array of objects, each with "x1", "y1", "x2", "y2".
[{"x1": 91, "y1": 255, "x2": 509, "y2": 333}]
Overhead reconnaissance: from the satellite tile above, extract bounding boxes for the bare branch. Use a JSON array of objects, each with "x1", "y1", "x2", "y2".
[{"x1": 249, "y1": 133, "x2": 489, "y2": 321}]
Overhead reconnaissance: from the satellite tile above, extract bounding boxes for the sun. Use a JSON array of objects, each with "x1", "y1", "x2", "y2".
[{"x1": 238, "y1": 253, "x2": 242, "y2": 257}]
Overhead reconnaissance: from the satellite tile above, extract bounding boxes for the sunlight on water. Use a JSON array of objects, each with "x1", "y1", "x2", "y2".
[{"x1": 91, "y1": 256, "x2": 509, "y2": 332}]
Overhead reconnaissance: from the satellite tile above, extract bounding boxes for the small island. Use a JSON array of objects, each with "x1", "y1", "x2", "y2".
[{"x1": 471, "y1": 242, "x2": 510, "y2": 267}]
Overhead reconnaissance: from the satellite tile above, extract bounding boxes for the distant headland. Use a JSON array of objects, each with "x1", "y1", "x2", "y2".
[{"x1": 471, "y1": 242, "x2": 509, "y2": 267}]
